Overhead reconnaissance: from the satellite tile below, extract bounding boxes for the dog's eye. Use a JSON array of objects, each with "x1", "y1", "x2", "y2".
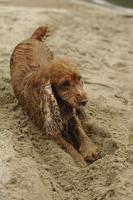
[{"x1": 61, "y1": 80, "x2": 70, "y2": 87}]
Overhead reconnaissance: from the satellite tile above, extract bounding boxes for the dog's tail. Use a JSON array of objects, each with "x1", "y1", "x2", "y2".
[{"x1": 30, "y1": 26, "x2": 56, "y2": 41}]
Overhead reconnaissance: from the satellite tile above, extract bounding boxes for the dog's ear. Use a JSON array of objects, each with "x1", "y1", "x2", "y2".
[
  {"x1": 39, "y1": 80, "x2": 63, "y2": 137},
  {"x1": 28, "y1": 68, "x2": 63, "y2": 137}
]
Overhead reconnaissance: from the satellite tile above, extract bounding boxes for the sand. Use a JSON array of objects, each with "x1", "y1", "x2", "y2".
[{"x1": 0, "y1": 0, "x2": 133, "y2": 199}]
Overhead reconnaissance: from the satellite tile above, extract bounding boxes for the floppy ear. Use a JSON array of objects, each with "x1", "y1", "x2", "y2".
[
  {"x1": 22, "y1": 67, "x2": 63, "y2": 137},
  {"x1": 39, "y1": 79, "x2": 63, "y2": 137}
]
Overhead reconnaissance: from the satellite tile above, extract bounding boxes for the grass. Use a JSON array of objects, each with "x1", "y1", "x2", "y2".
[{"x1": 106, "y1": 0, "x2": 133, "y2": 8}]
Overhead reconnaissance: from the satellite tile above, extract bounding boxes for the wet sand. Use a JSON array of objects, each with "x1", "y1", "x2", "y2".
[{"x1": 0, "y1": 0, "x2": 133, "y2": 199}]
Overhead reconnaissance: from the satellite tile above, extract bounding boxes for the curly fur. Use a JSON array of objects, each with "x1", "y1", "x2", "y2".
[{"x1": 10, "y1": 26, "x2": 99, "y2": 166}]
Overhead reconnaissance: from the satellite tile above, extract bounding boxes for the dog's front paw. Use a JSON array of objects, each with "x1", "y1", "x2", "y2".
[{"x1": 79, "y1": 139, "x2": 100, "y2": 162}]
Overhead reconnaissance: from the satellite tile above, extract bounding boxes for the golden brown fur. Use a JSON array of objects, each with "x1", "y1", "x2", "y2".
[{"x1": 10, "y1": 26, "x2": 99, "y2": 166}]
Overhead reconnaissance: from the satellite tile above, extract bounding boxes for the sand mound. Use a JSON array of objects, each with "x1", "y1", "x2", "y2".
[{"x1": 0, "y1": 0, "x2": 133, "y2": 199}]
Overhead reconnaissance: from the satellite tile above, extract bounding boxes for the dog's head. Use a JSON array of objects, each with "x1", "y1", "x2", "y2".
[{"x1": 49, "y1": 59, "x2": 88, "y2": 108}]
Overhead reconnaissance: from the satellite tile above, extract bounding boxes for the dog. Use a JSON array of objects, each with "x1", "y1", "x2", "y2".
[{"x1": 10, "y1": 26, "x2": 99, "y2": 166}]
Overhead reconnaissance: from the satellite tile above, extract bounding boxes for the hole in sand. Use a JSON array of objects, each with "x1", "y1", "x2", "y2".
[
  {"x1": 5, "y1": 88, "x2": 118, "y2": 165},
  {"x1": 60, "y1": 121, "x2": 118, "y2": 163},
  {"x1": 88, "y1": 124, "x2": 118, "y2": 159}
]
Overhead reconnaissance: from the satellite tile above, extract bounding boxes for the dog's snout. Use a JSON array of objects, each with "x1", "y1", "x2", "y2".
[
  {"x1": 76, "y1": 93, "x2": 88, "y2": 106},
  {"x1": 79, "y1": 99, "x2": 88, "y2": 106}
]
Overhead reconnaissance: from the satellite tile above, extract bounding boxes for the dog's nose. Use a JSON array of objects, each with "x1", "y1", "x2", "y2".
[{"x1": 79, "y1": 99, "x2": 88, "y2": 106}]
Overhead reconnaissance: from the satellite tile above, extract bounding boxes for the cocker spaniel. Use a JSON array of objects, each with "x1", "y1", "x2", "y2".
[{"x1": 10, "y1": 26, "x2": 100, "y2": 166}]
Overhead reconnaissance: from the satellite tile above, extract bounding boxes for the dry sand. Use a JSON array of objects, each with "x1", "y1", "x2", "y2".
[{"x1": 0, "y1": 0, "x2": 133, "y2": 199}]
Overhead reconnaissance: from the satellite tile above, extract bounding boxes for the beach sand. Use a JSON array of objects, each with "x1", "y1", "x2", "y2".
[{"x1": 0, "y1": 0, "x2": 133, "y2": 199}]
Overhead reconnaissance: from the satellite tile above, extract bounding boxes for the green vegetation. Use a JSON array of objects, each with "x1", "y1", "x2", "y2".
[{"x1": 106, "y1": 0, "x2": 133, "y2": 8}]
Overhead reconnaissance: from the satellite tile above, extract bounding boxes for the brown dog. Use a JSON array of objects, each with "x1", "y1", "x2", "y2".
[{"x1": 10, "y1": 26, "x2": 99, "y2": 166}]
